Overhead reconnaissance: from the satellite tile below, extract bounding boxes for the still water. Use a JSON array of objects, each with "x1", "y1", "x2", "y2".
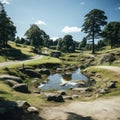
[{"x1": 38, "y1": 68, "x2": 88, "y2": 90}]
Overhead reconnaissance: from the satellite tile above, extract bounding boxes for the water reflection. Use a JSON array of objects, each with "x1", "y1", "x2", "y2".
[{"x1": 38, "y1": 68, "x2": 88, "y2": 90}]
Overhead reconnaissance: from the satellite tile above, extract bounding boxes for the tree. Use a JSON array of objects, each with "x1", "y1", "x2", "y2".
[
  {"x1": 58, "y1": 35, "x2": 75, "y2": 53},
  {"x1": 82, "y1": 9, "x2": 107, "y2": 54},
  {"x1": 25, "y1": 24, "x2": 43, "y2": 50},
  {"x1": 78, "y1": 37, "x2": 87, "y2": 50},
  {"x1": 0, "y1": 2, "x2": 16, "y2": 48},
  {"x1": 102, "y1": 21, "x2": 120, "y2": 48}
]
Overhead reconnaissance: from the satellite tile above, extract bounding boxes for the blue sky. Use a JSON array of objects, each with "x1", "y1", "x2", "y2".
[{"x1": 1, "y1": 0, "x2": 120, "y2": 41}]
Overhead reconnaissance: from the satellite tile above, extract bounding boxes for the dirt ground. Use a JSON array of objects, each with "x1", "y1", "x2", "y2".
[{"x1": 40, "y1": 96, "x2": 120, "y2": 120}]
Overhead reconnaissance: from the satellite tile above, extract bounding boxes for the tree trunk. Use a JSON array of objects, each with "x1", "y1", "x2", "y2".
[{"x1": 92, "y1": 36, "x2": 95, "y2": 54}]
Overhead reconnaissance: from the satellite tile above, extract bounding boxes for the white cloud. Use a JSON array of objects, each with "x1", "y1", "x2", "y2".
[
  {"x1": 35, "y1": 20, "x2": 46, "y2": 26},
  {"x1": 118, "y1": 7, "x2": 120, "y2": 10},
  {"x1": 62, "y1": 26, "x2": 81, "y2": 33},
  {"x1": 1, "y1": 0, "x2": 10, "y2": 4},
  {"x1": 50, "y1": 37, "x2": 59, "y2": 41},
  {"x1": 80, "y1": 2, "x2": 85, "y2": 5}
]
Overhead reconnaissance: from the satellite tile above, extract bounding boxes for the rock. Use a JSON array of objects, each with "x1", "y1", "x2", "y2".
[
  {"x1": 27, "y1": 106, "x2": 39, "y2": 114},
  {"x1": 56, "y1": 68, "x2": 63, "y2": 72},
  {"x1": 16, "y1": 100, "x2": 30, "y2": 109},
  {"x1": 72, "y1": 87, "x2": 87, "y2": 92},
  {"x1": 99, "y1": 88, "x2": 109, "y2": 94},
  {"x1": 45, "y1": 93, "x2": 64, "y2": 102},
  {"x1": 57, "y1": 90, "x2": 67, "y2": 95},
  {"x1": 72, "y1": 95, "x2": 79, "y2": 99},
  {"x1": 50, "y1": 52, "x2": 61, "y2": 58},
  {"x1": 108, "y1": 81, "x2": 117, "y2": 88},
  {"x1": 84, "y1": 94, "x2": 92, "y2": 97},
  {"x1": 13, "y1": 83, "x2": 30, "y2": 93},
  {"x1": 5, "y1": 80, "x2": 18, "y2": 87},
  {"x1": 85, "y1": 87, "x2": 93, "y2": 92},
  {"x1": 21, "y1": 69, "x2": 41, "y2": 78},
  {"x1": 39, "y1": 68, "x2": 50, "y2": 75},
  {"x1": 0, "y1": 75, "x2": 22, "y2": 83},
  {"x1": 63, "y1": 96, "x2": 73, "y2": 100}
]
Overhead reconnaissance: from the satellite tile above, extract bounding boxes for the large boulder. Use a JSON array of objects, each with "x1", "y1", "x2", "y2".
[
  {"x1": 20, "y1": 69, "x2": 41, "y2": 78},
  {"x1": 13, "y1": 83, "x2": 30, "y2": 93}
]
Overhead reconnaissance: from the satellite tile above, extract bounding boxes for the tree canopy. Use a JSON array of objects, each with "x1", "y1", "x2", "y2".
[
  {"x1": 82, "y1": 9, "x2": 107, "y2": 54},
  {"x1": 0, "y1": 2, "x2": 16, "y2": 48},
  {"x1": 57, "y1": 35, "x2": 75, "y2": 53},
  {"x1": 102, "y1": 21, "x2": 120, "y2": 48},
  {"x1": 24, "y1": 24, "x2": 49, "y2": 50}
]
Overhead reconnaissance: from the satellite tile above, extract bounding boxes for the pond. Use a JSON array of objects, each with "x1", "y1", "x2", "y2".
[{"x1": 38, "y1": 68, "x2": 88, "y2": 90}]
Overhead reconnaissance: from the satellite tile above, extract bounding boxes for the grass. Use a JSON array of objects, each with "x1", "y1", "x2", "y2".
[
  {"x1": 0, "y1": 41, "x2": 36, "y2": 63},
  {"x1": 86, "y1": 66, "x2": 120, "y2": 97},
  {"x1": 0, "y1": 81, "x2": 47, "y2": 106}
]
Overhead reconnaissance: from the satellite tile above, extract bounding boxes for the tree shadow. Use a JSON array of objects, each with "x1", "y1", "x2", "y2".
[
  {"x1": 0, "y1": 99, "x2": 45, "y2": 120},
  {"x1": 66, "y1": 112, "x2": 94, "y2": 120}
]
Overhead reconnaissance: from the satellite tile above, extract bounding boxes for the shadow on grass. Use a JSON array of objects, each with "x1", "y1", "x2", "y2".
[
  {"x1": 0, "y1": 47, "x2": 30, "y2": 61},
  {"x1": 0, "y1": 98, "x2": 45, "y2": 120},
  {"x1": 66, "y1": 112, "x2": 94, "y2": 120}
]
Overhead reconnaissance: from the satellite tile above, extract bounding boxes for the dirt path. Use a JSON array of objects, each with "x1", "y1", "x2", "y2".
[
  {"x1": 95, "y1": 66, "x2": 120, "y2": 74},
  {"x1": 0, "y1": 55, "x2": 43, "y2": 67},
  {"x1": 40, "y1": 66, "x2": 120, "y2": 120},
  {"x1": 40, "y1": 97, "x2": 120, "y2": 120}
]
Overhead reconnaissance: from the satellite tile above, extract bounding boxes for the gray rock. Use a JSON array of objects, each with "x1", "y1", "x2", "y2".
[
  {"x1": 45, "y1": 93, "x2": 64, "y2": 102},
  {"x1": 63, "y1": 96, "x2": 73, "y2": 100},
  {"x1": 16, "y1": 100, "x2": 30, "y2": 109},
  {"x1": 108, "y1": 81, "x2": 117, "y2": 88},
  {"x1": 57, "y1": 90, "x2": 67, "y2": 95},
  {"x1": 99, "y1": 88, "x2": 109, "y2": 94},
  {"x1": 27, "y1": 106, "x2": 39, "y2": 114},
  {"x1": 13, "y1": 83, "x2": 30, "y2": 93}
]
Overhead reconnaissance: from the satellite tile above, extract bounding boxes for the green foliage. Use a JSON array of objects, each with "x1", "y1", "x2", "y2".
[
  {"x1": 102, "y1": 21, "x2": 120, "y2": 48},
  {"x1": 82, "y1": 9, "x2": 107, "y2": 54},
  {"x1": 24, "y1": 24, "x2": 50, "y2": 51},
  {"x1": 78, "y1": 37, "x2": 87, "y2": 49},
  {"x1": 0, "y1": 2, "x2": 16, "y2": 48},
  {"x1": 57, "y1": 35, "x2": 75, "y2": 53}
]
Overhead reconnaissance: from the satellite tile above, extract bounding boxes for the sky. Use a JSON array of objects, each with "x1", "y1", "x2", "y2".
[{"x1": 0, "y1": 0, "x2": 120, "y2": 41}]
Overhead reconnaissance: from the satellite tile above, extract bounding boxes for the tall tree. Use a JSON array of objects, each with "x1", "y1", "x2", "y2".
[
  {"x1": 0, "y1": 2, "x2": 16, "y2": 48},
  {"x1": 102, "y1": 21, "x2": 120, "y2": 48},
  {"x1": 82, "y1": 9, "x2": 107, "y2": 54},
  {"x1": 25, "y1": 24, "x2": 43, "y2": 49}
]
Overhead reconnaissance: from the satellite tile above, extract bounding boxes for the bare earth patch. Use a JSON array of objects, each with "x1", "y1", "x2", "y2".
[{"x1": 40, "y1": 97, "x2": 120, "y2": 120}]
